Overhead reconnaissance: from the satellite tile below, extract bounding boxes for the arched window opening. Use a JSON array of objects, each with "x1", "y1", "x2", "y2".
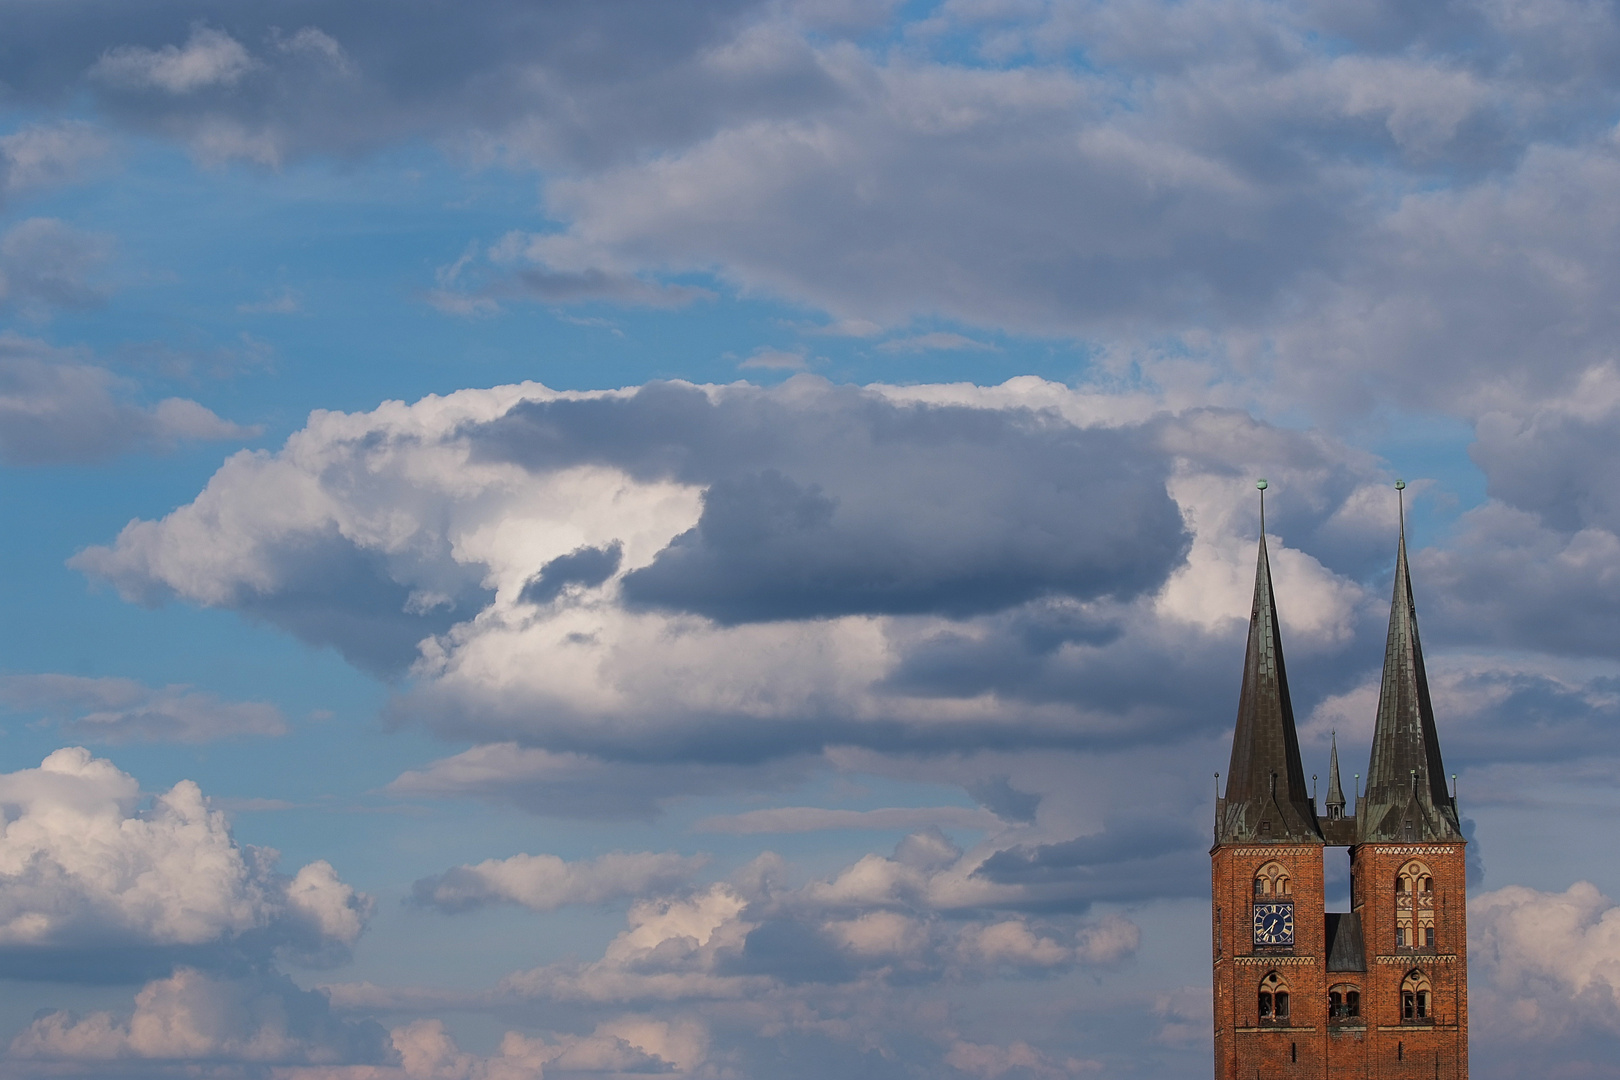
[
  {"x1": 1401, "y1": 970, "x2": 1432, "y2": 1023},
  {"x1": 1328, "y1": 984, "x2": 1361, "y2": 1020},
  {"x1": 1254, "y1": 862, "x2": 1291, "y2": 899},
  {"x1": 1396, "y1": 861, "x2": 1436, "y2": 951},
  {"x1": 1258, "y1": 971, "x2": 1290, "y2": 1022}
]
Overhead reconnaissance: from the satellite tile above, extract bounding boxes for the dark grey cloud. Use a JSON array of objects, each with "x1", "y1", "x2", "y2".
[
  {"x1": 480, "y1": 380, "x2": 1189, "y2": 624},
  {"x1": 975, "y1": 817, "x2": 1208, "y2": 911},
  {"x1": 520, "y1": 541, "x2": 623, "y2": 607},
  {"x1": 0, "y1": 0, "x2": 774, "y2": 165},
  {"x1": 1419, "y1": 504, "x2": 1620, "y2": 663}
]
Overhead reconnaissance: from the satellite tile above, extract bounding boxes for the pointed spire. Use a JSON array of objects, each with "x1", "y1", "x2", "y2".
[
  {"x1": 1360, "y1": 481, "x2": 1460, "y2": 842},
  {"x1": 1325, "y1": 731, "x2": 1346, "y2": 819},
  {"x1": 1218, "y1": 481, "x2": 1322, "y2": 844}
]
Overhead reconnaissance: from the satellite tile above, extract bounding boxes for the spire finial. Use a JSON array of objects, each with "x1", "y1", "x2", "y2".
[
  {"x1": 1257, "y1": 478, "x2": 1268, "y2": 535},
  {"x1": 1395, "y1": 478, "x2": 1406, "y2": 536}
]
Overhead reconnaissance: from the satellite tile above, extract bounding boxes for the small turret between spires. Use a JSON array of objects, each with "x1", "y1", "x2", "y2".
[
  {"x1": 1215, "y1": 482, "x2": 1323, "y2": 846},
  {"x1": 1325, "y1": 731, "x2": 1346, "y2": 820},
  {"x1": 1358, "y1": 481, "x2": 1462, "y2": 843}
]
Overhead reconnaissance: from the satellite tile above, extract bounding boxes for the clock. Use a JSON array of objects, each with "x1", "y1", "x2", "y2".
[{"x1": 1252, "y1": 902, "x2": 1294, "y2": 946}]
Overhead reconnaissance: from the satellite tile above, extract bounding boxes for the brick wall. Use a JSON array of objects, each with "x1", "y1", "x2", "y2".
[{"x1": 1212, "y1": 841, "x2": 1469, "y2": 1079}]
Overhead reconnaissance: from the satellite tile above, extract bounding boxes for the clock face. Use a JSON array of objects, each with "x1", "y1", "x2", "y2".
[{"x1": 1252, "y1": 902, "x2": 1294, "y2": 946}]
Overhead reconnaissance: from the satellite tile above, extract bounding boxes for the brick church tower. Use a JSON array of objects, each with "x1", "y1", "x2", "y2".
[{"x1": 1212, "y1": 482, "x2": 1468, "y2": 1079}]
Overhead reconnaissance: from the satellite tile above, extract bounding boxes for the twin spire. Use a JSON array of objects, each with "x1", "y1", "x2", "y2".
[{"x1": 1216, "y1": 480, "x2": 1458, "y2": 845}]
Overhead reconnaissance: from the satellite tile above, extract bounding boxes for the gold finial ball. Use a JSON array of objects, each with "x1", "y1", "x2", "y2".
[
  {"x1": 1256, "y1": 478, "x2": 1268, "y2": 490},
  {"x1": 1395, "y1": 479, "x2": 1406, "y2": 490}
]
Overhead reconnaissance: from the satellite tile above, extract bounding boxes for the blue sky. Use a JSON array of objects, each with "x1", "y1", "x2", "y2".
[{"x1": 1, "y1": 1, "x2": 1619, "y2": 1077}]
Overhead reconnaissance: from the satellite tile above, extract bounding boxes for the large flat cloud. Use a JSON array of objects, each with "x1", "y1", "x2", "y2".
[
  {"x1": 0, "y1": 674, "x2": 287, "y2": 743},
  {"x1": 71, "y1": 376, "x2": 1411, "y2": 769},
  {"x1": 8, "y1": 2, "x2": 1620, "y2": 427}
]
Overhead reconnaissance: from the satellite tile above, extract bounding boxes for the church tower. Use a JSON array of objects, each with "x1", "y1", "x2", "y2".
[{"x1": 1211, "y1": 481, "x2": 1468, "y2": 1080}]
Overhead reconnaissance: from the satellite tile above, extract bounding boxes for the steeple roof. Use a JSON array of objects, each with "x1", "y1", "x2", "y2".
[
  {"x1": 1359, "y1": 486, "x2": 1461, "y2": 842},
  {"x1": 1325, "y1": 731, "x2": 1346, "y2": 813},
  {"x1": 1217, "y1": 485, "x2": 1322, "y2": 845}
]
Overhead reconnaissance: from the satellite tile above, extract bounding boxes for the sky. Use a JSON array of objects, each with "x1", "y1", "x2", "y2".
[{"x1": 0, "y1": 0, "x2": 1619, "y2": 1077}]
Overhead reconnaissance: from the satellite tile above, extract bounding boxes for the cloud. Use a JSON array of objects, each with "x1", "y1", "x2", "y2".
[
  {"x1": 877, "y1": 332, "x2": 998, "y2": 354},
  {"x1": 237, "y1": 287, "x2": 302, "y2": 314},
  {"x1": 72, "y1": 377, "x2": 1203, "y2": 722},
  {"x1": 0, "y1": 218, "x2": 112, "y2": 316},
  {"x1": 518, "y1": 541, "x2": 623, "y2": 606},
  {"x1": 738, "y1": 344, "x2": 810, "y2": 370},
  {"x1": 429, "y1": 231, "x2": 718, "y2": 314},
  {"x1": 91, "y1": 26, "x2": 260, "y2": 94},
  {"x1": 0, "y1": 674, "x2": 287, "y2": 743},
  {"x1": 0, "y1": 747, "x2": 370, "y2": 979},
  {"x1": 386, "y1": 743, "x2": 810, "y2": 820},
  {"x1": 494, "y1": 839, "x2": 1140, "y2": 1006},
  {"x1": 409, "y1": 850, "x2": 709, "y2": 913},
  {"x1": 68, "y1": 374, "x2": 1455, "y2": 803},
  {"x1": 12, "y1": 967, "x2": 392, "y2": 1066},
  {"x1": 696, "y1": 805, "x2": 998, "y2": 834},
  {"x1": 0, "y1": 334, "x2": 257, "y2": 465},
  {"x1": 326, "y1": 833, "x2": 1138, "y2": 1077},
  {"x1": 0, "y1": 122, "x2": 111, "y2": 202},
  {"x1": 1471, "y1": 881, "x2": 1620, "y2": 1053}
]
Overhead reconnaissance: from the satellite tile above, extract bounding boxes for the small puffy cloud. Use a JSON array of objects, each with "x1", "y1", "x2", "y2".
[
  {"x1": 0, "y1": 335, "x2": 256, "y2": 465},
  {"x1": 386, "y1": 743, "x2": 807, "y2": 820},
  {"x1": 0, "y1": 747, "x2": 369, "y2": 977},
  {"x1": 738, "y1": 344, "x2": 810, "y2": 370},
  {"x1": 0, "y1": 122, "x2": 111, "y2": 202},
  {"x1": 430, "y1": 232, "x2": 717, "y2": 314},
  {"x1": 237, "y1": 287, "x2": 303, "y2": 314},
  {"x1": 12, "y1": 968, "x2": 392, "y2": 1066},
  {"x1": 877, "y1": 332, "x2": 998, "y2": 354},
  {"x1": 0, "y1": 674, "x2": 287, "y2": 743},
  {"x1": 696, "y1": 804, "x2": 997, "y2": 834},
  {"x1": 91, "y1": 26, "x2": 259, "y2": 94},
  {"x1": 366, "y1": 1016, "x2": 704, "y2": 1080},
  {"x1": 943, "y1": 1039, "x2": 1098, "y2": 1079},
  {"x1": 0, "y1": 217, "x2": 112, "y2": 316},
  {"x1": 409, "y1": 850, "x2": 709, "y2": 913}
]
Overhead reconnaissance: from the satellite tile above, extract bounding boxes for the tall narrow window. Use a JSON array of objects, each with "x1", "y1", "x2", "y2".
[
  {"x1": 1259, "y1": 971, "x2": 1289, "y2": 1023},
  {"x1": 1397, "y1": 860, "x2": 1436, "y2": 951},
  {"x1": 1401, "y1": 970, "x2": 1432, "y2": 1024},
  {"x1": 1329, "y1": 985, "x2": 1361, "y2": 1021}
]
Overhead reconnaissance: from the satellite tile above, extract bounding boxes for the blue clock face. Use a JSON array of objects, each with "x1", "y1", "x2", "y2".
[{"x1": 1252, "y1": 902, "x2": 1294, "y2": 946}]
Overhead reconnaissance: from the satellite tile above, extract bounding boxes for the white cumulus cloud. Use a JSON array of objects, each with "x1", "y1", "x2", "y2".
[{"x1": 0, "y1": 748, "x2": 369, "y2": 962}]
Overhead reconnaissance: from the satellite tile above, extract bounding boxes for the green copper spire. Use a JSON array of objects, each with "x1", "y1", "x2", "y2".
[
  {"x1": 1217, "y1": 483, "x2": 1323, "y2": 845},
  {"x1": 1359, "y1": 482, "x2": 1461, "y2": 842}
]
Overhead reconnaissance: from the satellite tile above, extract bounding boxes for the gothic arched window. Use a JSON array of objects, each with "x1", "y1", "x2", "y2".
[
  {"x1": 1400, "y1": 970, "x2": 1432, "y2": 1022},
  {"x1": 1259, "y1": 971, "x2": 1290, "y2": 1022},
  {"x1": 1254, "y1": 862, "x2": 1291, "y2": 898},
  {"x1": 1328, "y1": 984, "x2": 1361, "y2": 1021},
  {"x1": 1396, "y1": 861, "x2": 1436, "y2": 950}
]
